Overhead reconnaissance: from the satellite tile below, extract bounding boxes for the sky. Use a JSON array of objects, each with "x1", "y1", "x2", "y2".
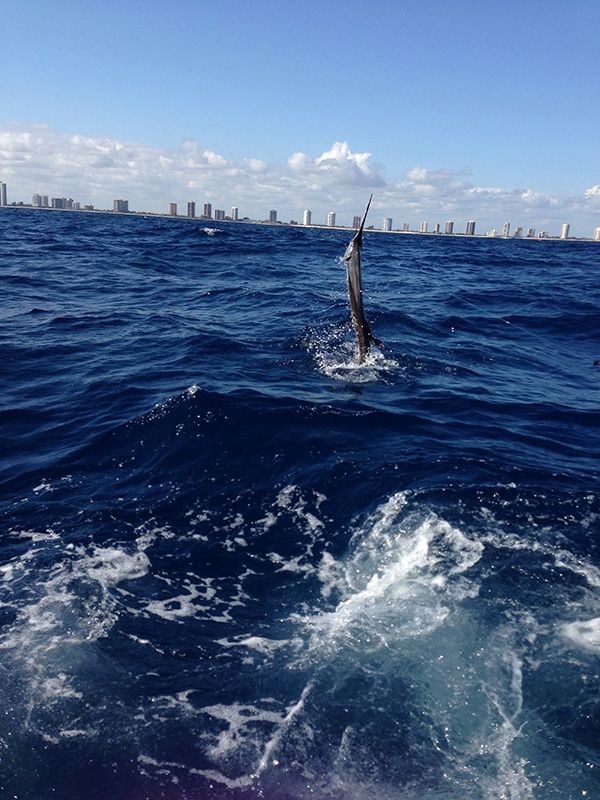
[{"x1": 2, "y1": 0, "x2": 600, "y2": 236}]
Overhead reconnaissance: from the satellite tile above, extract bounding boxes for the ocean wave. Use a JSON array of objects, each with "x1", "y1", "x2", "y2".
[{"x1": 1, "y1": 209, "x2": 599, "y2": 798}]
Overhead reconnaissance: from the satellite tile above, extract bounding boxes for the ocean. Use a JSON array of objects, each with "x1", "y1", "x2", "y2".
[{"x1": 1, "y1": 208, "x2": 599, "y2": 800}]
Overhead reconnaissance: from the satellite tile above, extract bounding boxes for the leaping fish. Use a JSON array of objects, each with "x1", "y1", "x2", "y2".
[{"x1": 343, "y1": 194, "x2": 381, "y2": 363}]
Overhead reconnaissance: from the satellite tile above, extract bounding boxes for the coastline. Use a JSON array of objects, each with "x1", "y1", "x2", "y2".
[{"x1": 1, "y1": 204, "x2": 597, "y2": 242}]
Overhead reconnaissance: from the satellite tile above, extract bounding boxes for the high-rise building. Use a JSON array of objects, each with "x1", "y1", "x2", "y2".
[
  {"x1": 560, "y1": 223, "x2": 570, "y2": 239},
  {"x1": 303, "y1": 209, "x2": 312, "y2": 226},
  {"x1": 327, "y1": 212, "x2": 336, "y2": 227},
  {"x1": 168, "y1": 202, "x2": 177, "y2": 216},
  {"x1": 527, "y1": 227, "x2": 536, "y2": 238},
  {"x1": 434, "y1": 223, "x2": 440, "y2": 234},
  {"x1": 420, "y1": 221, "x2": 428, "y2": 233},
  {"x1": 214, "y1": 209, "x2": 225, "y2": 221},
  {"x1": 203, "y1": 203, "x2": 212, "y2": 219},
  {"x1": 187, "y1": 201, "x2": 196, "y2": 218},
  {"x1": 402, "y1": 223, "x2": 409, "y2": 232},
  {"x1": 269, "y1": 210, "x2": 277, "y2": 223},
  {"x1": 352, "y1": 215, "x2": 361, "y2": 229},
  {"x1": 382, "y1": 217, "x2": 393, "y2": 231},
  {"x1": 0, "y1": 181, "x2": 7, "y2": 206},
  {"x1": 445, "y1": 221, "x2": 454, "y2": 234},
  {"x1": 514, "y1": 227, "x2": 523, "y2": 238},
  {"x1": 42, "y1": 195, "x2": 49, "y2": 207},
  {"x1": 466, "y1": 220, "x2": 476, "y2": 236},
  {"x1": 502, "y1": 222, "x2": 510, "y2": 237},
  {"x1": 594, "y1": 227, "x2": 600, "y2": 241},
  {"x1": 232, "y1": 207, "x2": 239, "y2": 221},
  {"x1": 32, "y1": 194, "x2": 42, "y2": 207},
  {"x1": 114, "y1": 199, "x2": 129, "y2": 213}
]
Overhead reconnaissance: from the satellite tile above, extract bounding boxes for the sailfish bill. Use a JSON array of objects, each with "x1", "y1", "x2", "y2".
[{"x1": 343, "y1": 194, "x2": 381, "y2": 363}]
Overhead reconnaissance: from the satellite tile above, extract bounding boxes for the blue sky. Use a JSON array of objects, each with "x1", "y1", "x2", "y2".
[{"x1": 2, "y1": 0, "x2": 600, "y2": 235}]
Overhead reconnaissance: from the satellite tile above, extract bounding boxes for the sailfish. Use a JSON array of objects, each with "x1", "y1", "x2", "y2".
[{"x1": 343, "y1": 194, "x2": 381, "y2": 363}]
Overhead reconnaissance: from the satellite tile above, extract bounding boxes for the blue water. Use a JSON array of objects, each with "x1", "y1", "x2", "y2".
[{"x1": 1, "y1": 208, "x2": 599, "y2": 800}]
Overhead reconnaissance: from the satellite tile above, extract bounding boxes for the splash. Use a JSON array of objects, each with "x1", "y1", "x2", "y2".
[{"x1": 307, "y1": 323, "x2": 400, "y2": 383}]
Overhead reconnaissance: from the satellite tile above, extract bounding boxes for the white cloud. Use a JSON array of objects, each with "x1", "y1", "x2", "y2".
[
  {"x1": 288, "y1": 140, "x2": 386, "y2": 188},
  {"x1": 1, "y1": 123, "x2": 599, "y2": 235}
]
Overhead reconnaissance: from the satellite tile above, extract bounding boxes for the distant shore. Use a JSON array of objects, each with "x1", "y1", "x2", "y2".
[{"x1": 1, "y1": 204, "x2": 597, "y2": 242}]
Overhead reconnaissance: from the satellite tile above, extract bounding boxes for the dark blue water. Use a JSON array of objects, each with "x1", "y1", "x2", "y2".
[{"x1": 1, "y1": 208, "x2": 599, "y2": 799}]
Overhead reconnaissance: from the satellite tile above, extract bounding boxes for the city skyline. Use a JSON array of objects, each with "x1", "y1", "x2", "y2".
[
  {"x1": 5, "y1": 181, "x2": 600, "y2": 240},
  {"x1": 2, "y1": 129, "x2": 600, "y2": 238},
  {"x1": 2, "y1": 3, "x2": 600, "y2": 237}
]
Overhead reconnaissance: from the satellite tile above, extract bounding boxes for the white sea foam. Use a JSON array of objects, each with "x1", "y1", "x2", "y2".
[
  {"x1": 555, "y1": 549, "x2": 600, "y2": 589},
  {"x1": 33, "y1": 481, "x2": 54, "y2": 494},
  {"x1": 278, "y1": 491, "x2": 545, "y2": 797},
  {"x1": 218, "y1": 635, "x2": 290, "y2": 654},
  {"x1": 304, "y1": 492, "x2": 484, "y2": 657},
  {"x1": 0, "y1": 532, "x2": 154, "y2": 743},
  {"x1": 40, "y1": 673, "x2": 83, "y2": 700},
  {"x1": 3, "y1": 482, "x2": 596, "y2": 797},
  {"x1": 305, "y1": 320, "x2": 401, "y2": 384},
  {"x1": 145, "y1": 578, "x2": 216, "y2": 621},
  {"x1": 72, "y1": 544, "x2": 150, "y2": 590},
  {"x1": 317, "y1": 342, "x2": 400, "y2": 383},
  {"x1": 138, "y1": 754, "x2": 255, "y2": 790},
  {"x1": 196, "y1": 686, "x2": 314, "y2": 788},
  {"x1": 560, "y1": 617, "x2": 600, "y2": 652},
  {"x1": 258, "y1": 485, "x2": 328, "y2": 576}
]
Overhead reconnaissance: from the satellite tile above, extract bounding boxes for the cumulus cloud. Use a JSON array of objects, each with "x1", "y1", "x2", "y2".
[
  {"x1": 288, "y1": 141, "x2": 386, "y2": 187},
  {"x1": 0, "y1": 124, "x2": 271, "y2": 212},
  {"x1": 390, "y1": 165, "x2": 593, "y2": 233},
  {"x1": 1, "y1": 123, "x2": 599, "y2": 234}
]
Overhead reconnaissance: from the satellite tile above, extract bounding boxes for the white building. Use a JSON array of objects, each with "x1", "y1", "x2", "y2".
[
  {"x1": 0, "y1": 181, "x2": 7, "y2": 206},
  {"x1": 303, "y1": 209, "x2": 311, "y2": 226},
  {"x1": 466, "y1": 220, "x2": 476, "y2": 236},
  {"x1": 502, "y1": 222, "x2": 510, "y2": 237},
  {"x1": 420, "y1": 221, "x2": 428, "y2": 233},
  {"x1": 232, "y1": 207, "x2": 239, "y2": 221},
  {"x1": 560, "y1": 223, "x2": 570, "y2": 239},
  {"x1": 445, "y1": 221, "x2": 454, "y2": 234},
  {"x1": 168, "y1": 202, "x2": 177, "y2": 216},
  {"x1": 327, "y1": 212, "x2": 336, "y2": 227},
  {"x1": 187, "y1": 201, "x2": 196, "y2": 218},
  {"x1": 382, "y1": 217, "x2": 393, "y2": 231},
  {"x1": 594, "y1": 227, "x2": 600, "y2": 241}
]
